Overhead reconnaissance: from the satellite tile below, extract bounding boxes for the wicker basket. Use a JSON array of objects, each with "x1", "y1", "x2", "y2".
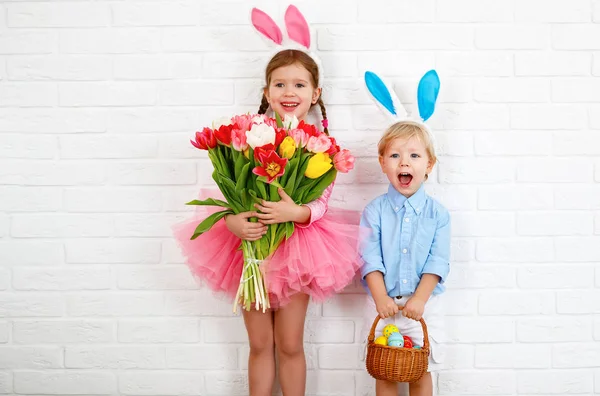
[{"x1": 365, "y1": 305, "x2": 429, "y2": 383}]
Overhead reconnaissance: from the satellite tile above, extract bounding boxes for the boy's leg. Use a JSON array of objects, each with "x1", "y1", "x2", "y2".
[
  {"x1": 376, "y1": 379, "x2": 398, "y2": 396},
  {"x1": 408, "y1": 372, "x2": 432, "y2": 396}
]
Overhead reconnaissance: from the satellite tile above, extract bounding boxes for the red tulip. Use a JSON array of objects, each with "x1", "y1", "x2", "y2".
[
  {"x1": 252, "y1": 150, "x2": 288, "y2": 183},
  {"x1": 191, "y1": 128, "x2": 217, "y2": 150}
]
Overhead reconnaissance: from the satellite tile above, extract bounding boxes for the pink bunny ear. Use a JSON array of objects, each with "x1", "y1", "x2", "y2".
[
  {"x1": 284, "y1": 5, "x2": 310, "y2": 49},
  {"x1": 251, "y1": 8, "x2": 283, "y2": 45}
]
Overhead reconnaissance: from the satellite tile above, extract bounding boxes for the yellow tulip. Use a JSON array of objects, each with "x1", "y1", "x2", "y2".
[
  {"x1": 305, "y1": 152, "x2": 333, "y2": 179},
  {"x1": 278, "y1": 136, "x2": 296, "y2": 159}
]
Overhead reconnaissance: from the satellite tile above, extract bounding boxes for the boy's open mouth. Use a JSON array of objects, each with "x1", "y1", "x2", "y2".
[{"x1": 398, "y1": 172, "x2": 413, "y2": 187}]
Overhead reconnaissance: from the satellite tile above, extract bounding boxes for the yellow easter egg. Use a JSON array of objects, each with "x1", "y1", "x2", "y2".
[
  {"x1": 382, "y1": 324, "x2": 399, "y2": 338},
  {"x1": 374, "y1": 336, "x2": 388, "y2": 346}
]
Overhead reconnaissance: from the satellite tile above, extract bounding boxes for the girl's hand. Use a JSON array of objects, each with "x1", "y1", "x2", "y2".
[
  {"x1": 402, "y1": 296, "x2": 426, "y2": 321},
  {"x1": 254, "y1": 188, "x2": 308, "y2": 224},
  {"x1": 224, "y1": 212, "x2": 267, "y2": 241},
  {"x1": 374, "y1": 295, "x2": 399, "y2": 319}
]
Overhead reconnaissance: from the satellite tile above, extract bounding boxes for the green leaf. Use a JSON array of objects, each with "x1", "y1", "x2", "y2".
[
  {"x1": 302, "y1": 169, "x2": 337, "y2": 203},
  {"x1": 186, "y1": 198, "x2": 230, "y2": 208},
  {"x1": 191, "y1": 209, "x2": 233, "y2": 239},
  {"x1": 233, "y1": 150, "x2": 246, "y2": 180},
  {"x1": 275, "y1": 112, "x2": 283, "y2": 128},
  {"x1": 235, "y1": 163, "x2": 250, "y2": 192},
  {"x1": 256, "y1": 178, "x2": 267, "y2": 199},
  {"x1": 285, "y1": 221, "x2": 295, "y2": 239},
  {"x1": 219, "y1": 173, "x2": 244, "y2": 212},
  {"x1": 269, "y1": 182, "x2": 279, "y2": 202},
  {"x1": 295, "y1": 152, "x2": 312, "y2": 191},
  {"x1": 283, "y1": 163, "x2": 298, "y2": 197},
  {"x1": 280, "y1": 157, "x2": 298, "y2": 186}
]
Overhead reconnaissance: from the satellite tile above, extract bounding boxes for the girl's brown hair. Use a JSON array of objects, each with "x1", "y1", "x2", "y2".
[{"x1": 258, "y1": 49, "x2": 328, "y2": 135}]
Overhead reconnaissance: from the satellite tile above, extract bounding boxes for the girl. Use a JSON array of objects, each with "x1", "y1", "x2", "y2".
[{"x1": 174, "y1": 7, "x2": 361, "y2": 396}]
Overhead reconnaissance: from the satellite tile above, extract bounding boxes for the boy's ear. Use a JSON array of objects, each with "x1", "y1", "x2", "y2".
[
  {"x1": 426, "y1": 157, "x2": 436, "y2": 174},
  {"x1": 378, "y1": 155, "x2": 385, "y2": 171}
]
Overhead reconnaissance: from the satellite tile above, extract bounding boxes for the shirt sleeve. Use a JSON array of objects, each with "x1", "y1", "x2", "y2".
[
  {"x1": 422, "y1": 209, "x2": 451, "y2": 283},
  {"x1": 295, "y1": 183, "x2": 333, "y2": 228},
  {"x1": 359, "y1": 204, "x2": 386, "y2": 279}
]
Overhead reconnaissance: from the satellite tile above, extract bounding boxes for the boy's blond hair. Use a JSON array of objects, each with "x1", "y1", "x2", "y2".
[{"x1": 377, "y1": 121, "x2": 437, "y2": 165}]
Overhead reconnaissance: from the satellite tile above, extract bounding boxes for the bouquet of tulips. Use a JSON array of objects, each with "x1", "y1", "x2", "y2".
[{"x1": 188, "y1": 113, "x2": 355, "y2": 312}]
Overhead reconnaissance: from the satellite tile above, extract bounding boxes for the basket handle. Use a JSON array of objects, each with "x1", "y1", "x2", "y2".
[{"x1": 367, "y1": 304, "x2": 430, "y2": 353}]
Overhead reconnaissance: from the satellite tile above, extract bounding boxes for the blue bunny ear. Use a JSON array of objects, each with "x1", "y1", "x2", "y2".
[
  {"x1": 417, "y1": 70, "x2": 440, "y2": 122},
  {"x1": 364, "y1": 71, "x2": 396, "y2": 116}
]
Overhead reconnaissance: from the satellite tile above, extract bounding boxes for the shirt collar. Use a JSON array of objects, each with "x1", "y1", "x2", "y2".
[{"x1": 386, "y1": 184, "x2": 427, "y2": 214}]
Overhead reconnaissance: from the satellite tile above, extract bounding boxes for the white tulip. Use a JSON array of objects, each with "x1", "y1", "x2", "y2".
[
  {"x1": 283, "y1": 114, "x2": 299, "y2": 130},
  {"x1": 246, "y1": 123, "x2": 276, "y2": 149}
]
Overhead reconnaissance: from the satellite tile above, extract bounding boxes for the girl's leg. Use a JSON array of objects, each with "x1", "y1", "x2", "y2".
[
  {"x1": 242, "y1": 308, "x2": 275, "y2": 396},
  {"x1": 408, "y1": 372, "x2": 432, "y2": 396},
  {"x1": 376, "y1": 379, "x2": 398, "y2": 396},
  {"x1": 273, "y1": 293, "x2": 310, "y2": 396}
]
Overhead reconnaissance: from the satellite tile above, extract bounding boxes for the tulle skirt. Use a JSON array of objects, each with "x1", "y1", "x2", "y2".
[{"x1": 173, "y1": 204, "x2": 362, "y2": 309}]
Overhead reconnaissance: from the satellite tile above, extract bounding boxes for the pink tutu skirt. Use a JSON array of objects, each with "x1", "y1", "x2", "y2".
[{"x1": 173, "y1": 204, "x2": 362, "y2": 309}]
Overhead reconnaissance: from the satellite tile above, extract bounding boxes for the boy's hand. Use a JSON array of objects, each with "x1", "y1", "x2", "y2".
[
  {"x1": 374, "y1": 295, "x2": 399, "y2": 319},
  {"x1": 402, "y1": 296, "x2": 426, "y2": 321}
]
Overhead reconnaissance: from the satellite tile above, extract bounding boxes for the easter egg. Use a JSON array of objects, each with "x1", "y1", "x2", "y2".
[
  {"x1": 374, "y1": 336, "x2": 388, "y2": 346},
  {"x1": 403, "y1": 335, "x2": 413, "y2": 348},
  {"x1": 382, "y1": 324, "x2": 399, "y2": 338},
  {"x1": 414, "y1": 345, "x2": 421, "y2": 349},
  {"x1": 387, "y1": 332, "x2": 404, "y2": 347}
]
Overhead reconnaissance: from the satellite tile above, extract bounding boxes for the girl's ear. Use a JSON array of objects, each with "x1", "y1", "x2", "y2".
[
  {"x1": 417, "y1": 70, "x2": 440, "y2": 122},
  {"x1": 312, "y1": 87, "x2": 322, "y2": 104},
  {"x1": 263, "y1": 87, "x2": 270, "y2": 103},
  {"x1": 251, "y1": 8, "x2": 283, "y2": 45}
]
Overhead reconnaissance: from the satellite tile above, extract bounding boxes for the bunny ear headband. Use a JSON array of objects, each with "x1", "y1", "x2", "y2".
[
  {"x1": 251, "y1": 5, "x2": 324, "y2": 88},
  {"x1": 364, "y1": 70, "x2": 441, "y2": 148}
]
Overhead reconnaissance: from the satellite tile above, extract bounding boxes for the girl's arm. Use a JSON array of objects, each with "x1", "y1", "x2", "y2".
[{"x1": 296, "y1": 183, "x2": 333, "y2": 228}]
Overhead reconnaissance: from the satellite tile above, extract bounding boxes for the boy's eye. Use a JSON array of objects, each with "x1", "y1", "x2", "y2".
[
  {"x1": 390, "y1": 154, "x2": 399, "y2": 158},
  {"x1": 411, "y1": 153, "x2": 420, "y2": 158}
]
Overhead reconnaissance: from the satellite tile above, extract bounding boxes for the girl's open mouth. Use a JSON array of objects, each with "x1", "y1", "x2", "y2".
[{"x1": 281, "y1": 102, "x2": 299, "y2": 111}]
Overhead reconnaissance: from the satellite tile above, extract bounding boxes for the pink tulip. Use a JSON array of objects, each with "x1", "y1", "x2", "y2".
[
  {"x1": 333, "y1": 149, "x2": 355, "y2": 173},
  {"x1": 306, "y1": 133, "x2": 332, "y2": 153},
  {"x1": 231, "y1": 128, "x2": 248, "y2": 151}
]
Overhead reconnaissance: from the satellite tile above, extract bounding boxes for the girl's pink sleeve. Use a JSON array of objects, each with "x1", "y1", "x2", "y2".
[{"x1": 296, "y1": 183, "x2": 334, "y2": 228}]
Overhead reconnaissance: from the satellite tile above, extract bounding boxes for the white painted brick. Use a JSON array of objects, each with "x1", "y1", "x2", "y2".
[
  {"x1": 518, "y1": 158, "x2": 593, "y2": 183},
  {"x1": 358, "y1": 0, "x2": 434, "y2": 22},
  {"x1": 203, "y1": 53, "x2": 267, "y2": 79},
  {"x1": 516, "y1": 0, "x2": 591, "y2": 22},
  {"x1": 0, "y1": 322, "x2": 7, "y2": 343},
  {"x1": 306, "y1": 370, "x2": 356, "y2": 395},
  {"x1": 435, "y1": 131, "x2": 474, "y2": 156},
  {"x1": 160, "y1": 133, "x2": 206, "y2": 160},
  {"x1": 160, "y1": 81, "x2": 233, "y2": 105},
  {"x1": 164, "y1": 291, "x2": 234, "y2": 317},
  {"x1": 442, "y1": 345, "x2": 476, "y2": 370},
  {"x1": 595, "y1": 53, "x2": 600, "y2": 76},
  {"x1": 0, "y1": 161, "x2": 105, "y2": 186},
  {"x1": 476, "y1": 344, "x2": 551, "y2": 369},
  {"x1": 0, "y1": 30, "x2": 56, "y2": 54},
  {"x1": 66, "y1": 239, "x2": 161, "y2": 264},
  {"x1": 439, "y1": 158, "x2": 516, "y2": 184},
  {"x1": 203, "y1": 371, "x2": 248, "y2": 396},
  {"x1": 479, "y1": 185, "x2": 554, "y2": 210},
  {"x1": 7, "y1": 55, "x2": 112, "y2": 81},
  {"x1": 305, "y1": 320, "x2": 355, "y2": 344},
  {"x1": 0, "y1": 294, "x2": 64, "y2": 317},
  {"x1": 553, "y1": 78, "x2": 600, "y2": 102},
  {"x1": 450, "y1": 239, "x2": 476, "y2": 262},
  {"x1": 451, "y1": 212, "x2": 515, "y2": 237},
  {"x1": 517, "y1": 370, "x2": 593, "y2": 394},
  {"x1": 0, "y1": 372, "x2": 9, "y2": 394},
  {"x1": 60, "y1": 135, "x2": 157, "y2": 159},
  {"x1": 554, "y1": 185, "x2": 600, "y2": 209},
  {"x1": 13, "y1": 267, "x2": 111, "y2": 291},
  {"x1": 557, "y1": 291, "x2": 600, "y2": 314},
  {"x1": 112, "y1": 2, "x2": 201, "y2": 27},
  {"x1": 234, "y1": 79, "x2": 264, "y2": 106},
  {"x1": 476, "y1": 25, "x2": 549, "y2": 49},
  {"x1": 15, "y1": 371, "x2": 116, "y2": 395},
  {"x1": 556, "y1": 237, "x2": 600, "y2": 262},
  {"x1": 0, "y1": 268, "x2": 8, "y2": 290},
  {"x1": 115, "y1": 214, "x2": 185, "y2": 238},
  {"x1": 65, "y1": 346, "x2": 165, "y2": 369},
  {"x1": 518, "y1": 212, "x2": 593, "y2": 236},
  {"x1": 0, "y1": 347, "x2": 62, "y2": 369},
  {"x1": 323, "y1": 79, "x2": 371, "y2": 105},
  {"x1": 0, "y1": 108, "x2": 107, "y2": 133},
  {"x1": 0, "y1": 215, "x2": 7, "y2": 238},
  {"x1": 60, "y1": 82, "x2": 157, "y2": 107},
  {"x1": 555, "y1": 131, "x2": 600, "y2": 156},
  {"x1": 14, "y1": 320, "x2": 114, "y2": 344},
  {"x1": 437, "y1": 0, "x2": 514, "y2": 22},
  {"x1": 443, "y1": 290, "x2": 478, "y2": 315},
  {"x1": 0, "y1": 82, "x2": 56, "y2": 107},
  {"x1": 317, "y1": 345, "x2": 360, "y2": 369},
  {"x1": 67, "y1": 292, "x2": 165, "y2": 317},
  {"x1": 596, "y1": 0, "x2": 600, "y2": 22},
  {"x1": 595, "y1": 317, "x2": 600, "y2": 340},
  {"x1": 203, "y1": 318, "x2": 247, "y2": 343},
  {"x1": 114, "y1": 54, "x2": 203, "y2": 80},
  {"x1": 120, "y1": 372, "x2": 204, "y2": 396},
  {"x1": 425, "y1": 185, "x2": 477, "y2": 211},
  {"x1": 162, "y1": 27, "x2": 265, "y2": 52},
  {"x1": 322, "y1": 294, "x2": 365, "y2": 317},
  {"x1": 108, "y1": 107, "x2": 199, "y2": 133},
  {"x1": 553, "y1": 343, "x2": 600, "y2": 368},
  {"x1": 7, "y1": 3, "x2": 109, "y2": 27},
  {"x1": 0, "y1": 134, "x2": 56, "y2": 159},
  {"x1": 446, "y1": 317, "x2": 514, "y2": 343},
  {"x1": 518, "y1": 265, "x2": 595, "y2": 289},
  {"x1": 118, "y1": 319, "x2": 199, "y2": 343},
  {"x1": 166, "y1": 346, "x2": 237, "y2": 369},
  {"x1": 474, "y1": 78, "x2": 550, "y2": 103},
  {"x1": 553, "y1": 25, "x2": 600, "y2": 50},
  {"x1": 358, "y1": 52, "x2": 435, "y2": 79},
  {"x1": 476, "y1": 238, "x2": 554, "y2": 262},
  {"x1": 60, "y1": 28, "x2": 161, "y2": 54},
  {"x1": 516, "y1": 51, "x2": 592, "y2": 76},
  {"x1": 320, "y1": 52, "x2": 358, "y2": 78},
  {"x1": 449, "y1": 263, "x2": 516, "y2": 289},
  {"x1": 65, "y1": 188, "x2": 162, "y2": 213},
  {"x1": 11, "y1": 214, "x2": 113, "y2": 238},
  {"x1": 108, "y1": 162, "x2": 196, "y2": 185},
  {"x1": 162, "y1": 239, "x2": 186, "y2": 264},
  {"x1": 518, "y1": 317, "x2": 592, "y2": 343},
  {"x1": 117, "y1": 266, "x2": 196, "y2": 290},
  {"x1": 432, "y1": 104, "x2": 510, "y2": 130},
  {"x1": 479, "y1": 291, "x2": 555, "y2": 315},
  {"x1": 436, "y1": 51, "x2": 513, "y2": 77},
  {"x1": 438, "y1": 371, "x2": 516, "y2": 395},
  {"x1": 511, "y1": 104, "x2": 587, "y2": 130}
]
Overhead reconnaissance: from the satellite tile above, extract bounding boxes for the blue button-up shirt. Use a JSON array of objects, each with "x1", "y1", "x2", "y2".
[{"x1": 360, "y1": 184, "x2": 451, "y2": 297}]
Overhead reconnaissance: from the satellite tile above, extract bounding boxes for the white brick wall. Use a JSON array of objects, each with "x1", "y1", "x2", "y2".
[{"x1": 0, "y1": 0, "x2": 599, "y2": 395}]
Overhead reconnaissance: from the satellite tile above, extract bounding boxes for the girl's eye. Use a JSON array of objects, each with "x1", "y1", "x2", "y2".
[
  {"x1": 275, "y1": 83, "x2": 284, "y2": 88},
  {"x1": 296, "y1": 83, "x2": 305, "y2": 88}
]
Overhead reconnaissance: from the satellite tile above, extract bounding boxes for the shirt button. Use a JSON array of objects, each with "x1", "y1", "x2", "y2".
[
  {"x1": 404, "y1": 218, "x2": 410, "y2": 223},
  {"x1": 402, "y1": 248, "x2": 407, "y2": 254},
  {"x1": 395, "y1": 206, "x2": 399, "y2": 211},
  {"x1": 402, "y1": 279, "x2": 408, "y2": 284}
]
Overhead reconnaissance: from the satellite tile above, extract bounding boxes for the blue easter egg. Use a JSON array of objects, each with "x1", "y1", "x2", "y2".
[{"x1": 387, "y1": 332, "x2": 404, "y2": 347}]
